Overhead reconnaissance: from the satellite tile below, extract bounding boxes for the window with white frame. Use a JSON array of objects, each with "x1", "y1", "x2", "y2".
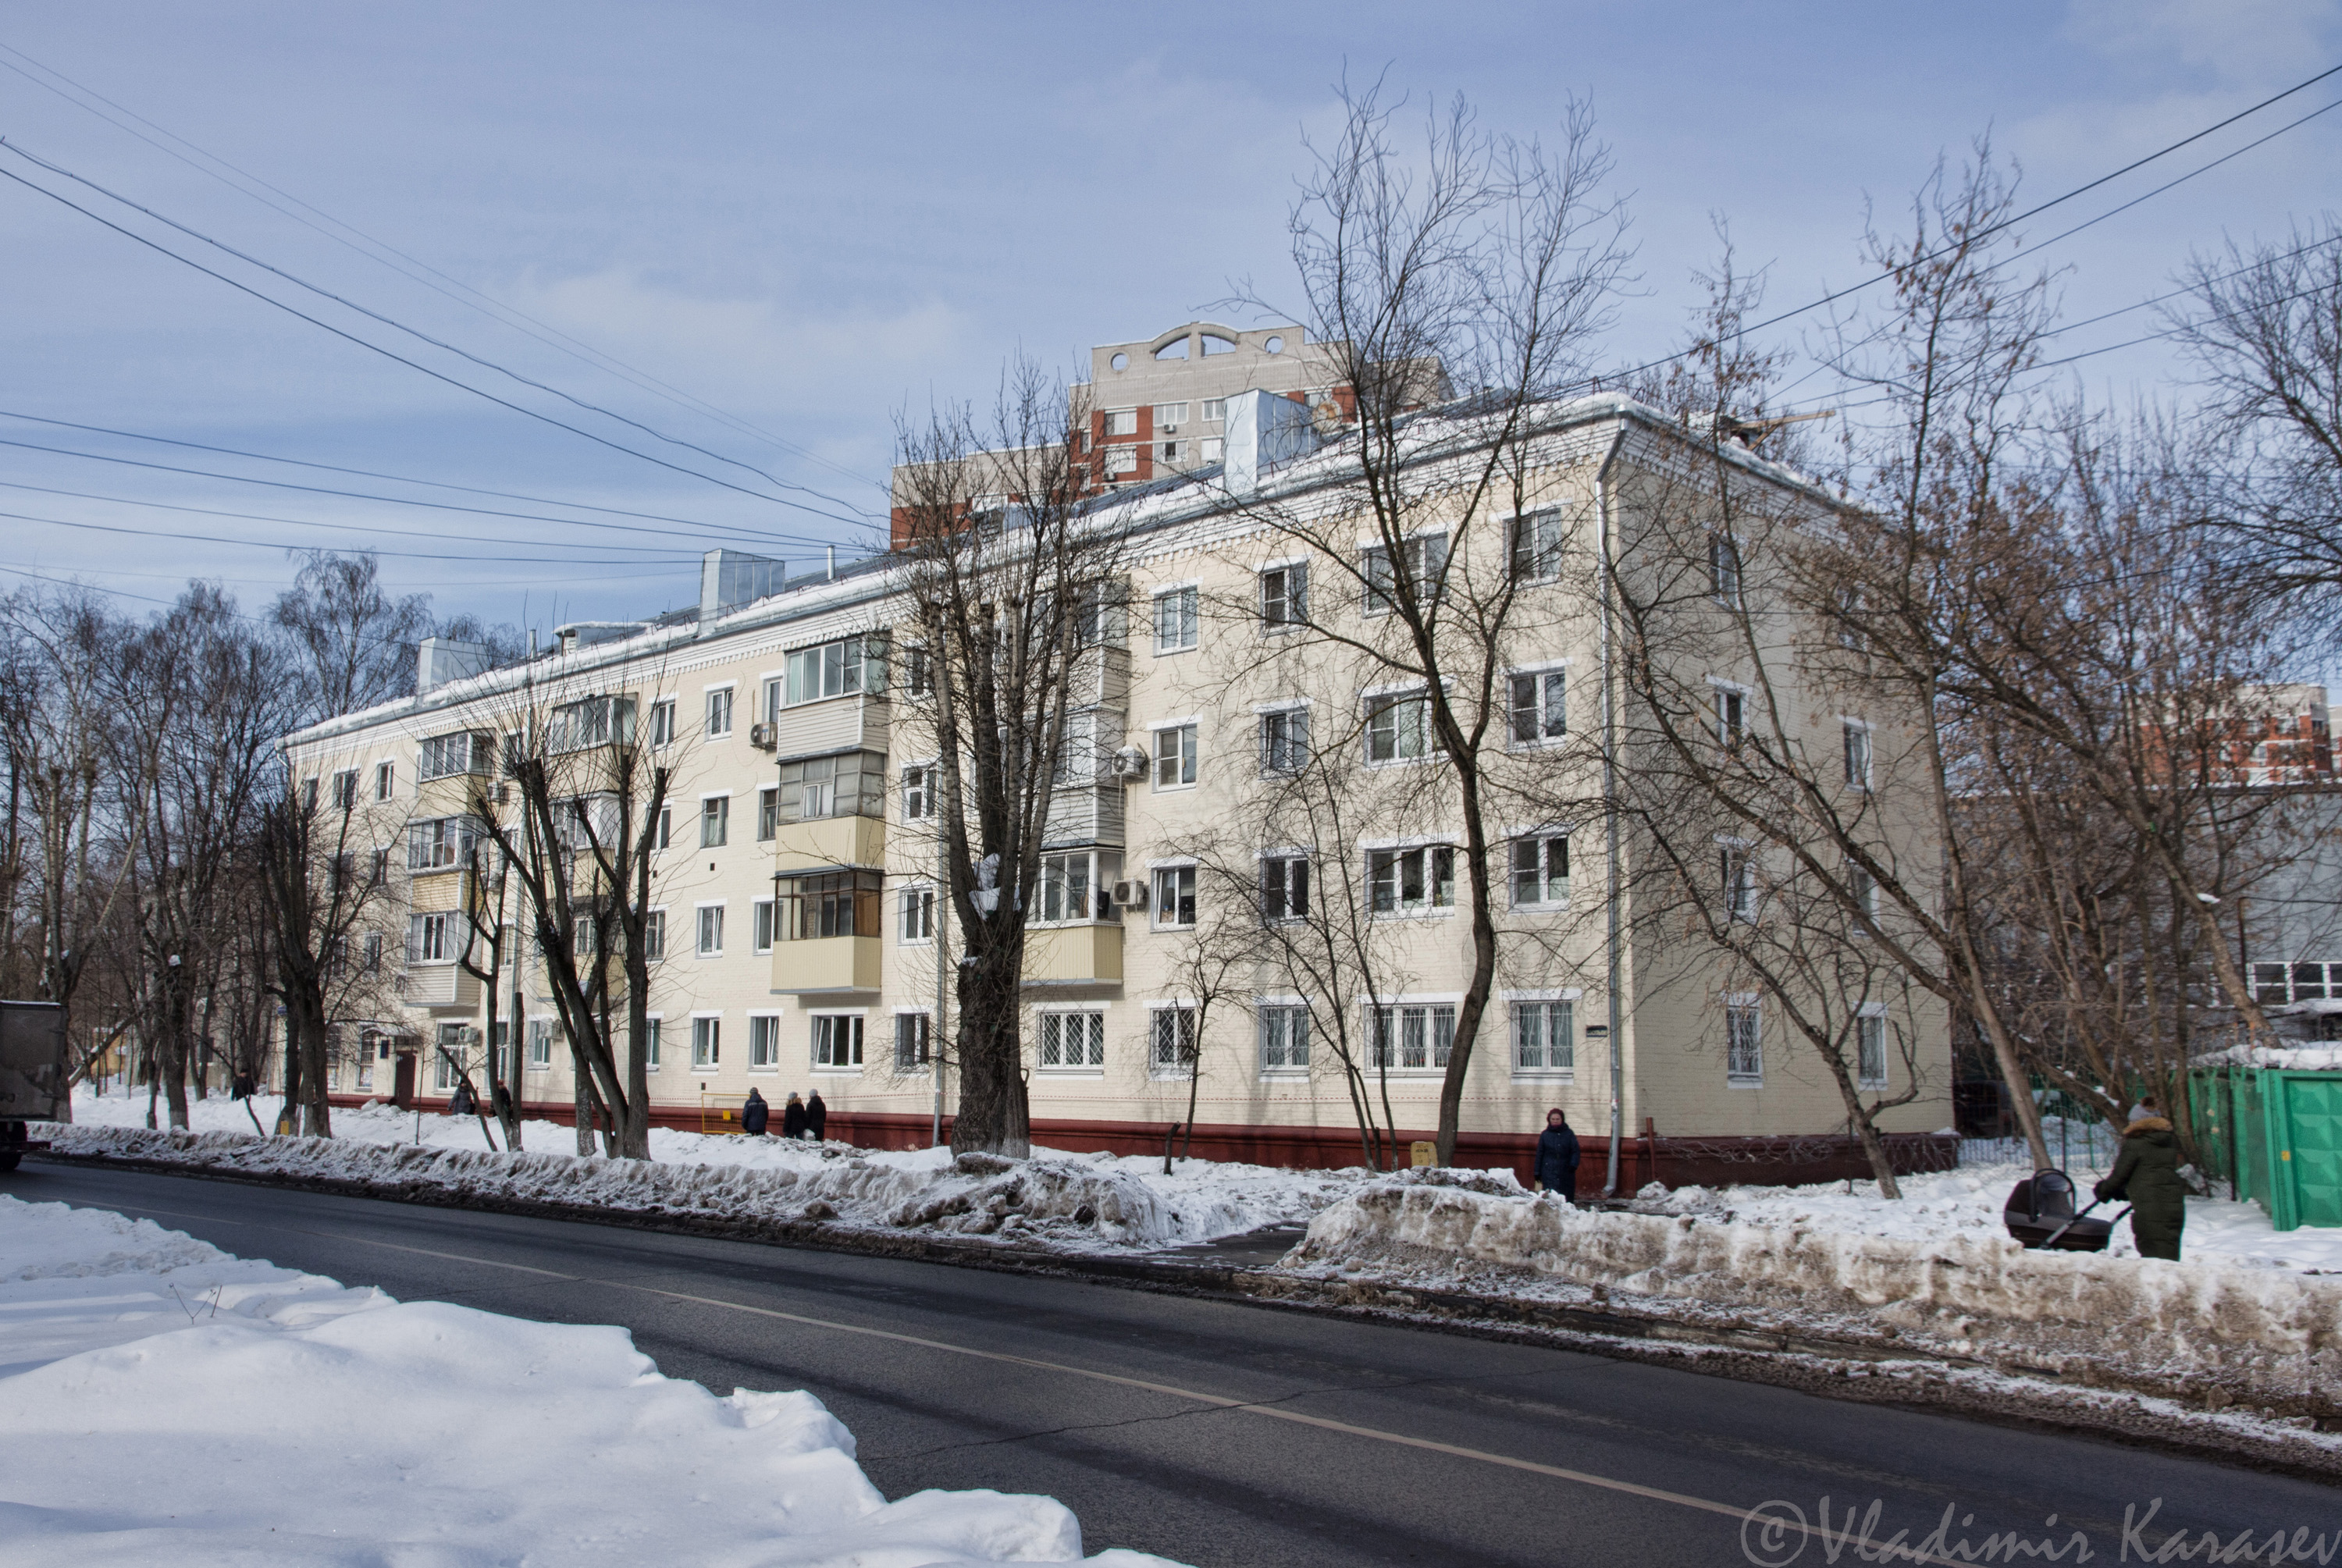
[
  {"x1": 705, "y1": 686, "x2": 735, "y2": 738},
  {"x1": 902, "y1": 764, "x2": 933, "y2": 821},
  {"x1": 1151, "y1": 1005, "x2": 1198, "y2": 1076},
  {"x1": 302, "y1": 777, "x2": 319, "y2": 811},
  {"x1": 899, "y1": 884, "x2": 934, "y2": 942},
  {"x1": 1721, "y1": 844, "x2": 1756, "y2": 922},
  {"x1": 528, "y1": 1018, "x2": 554, "y2": 1069},
  {"x1": 1369, "y1": 845, "x2": 1454, "y2": 914},
  {"x1": 1710, "y1": 534, "x2": 1743, "y2": 607},
  {"x1": 1104, "y1": 445, "x2": 1138, "y2": 476},
  {"x1": 763, "y1": 676, "x2": 784, "y2": 726},
  {"x1": 753, "y1": 898, "x2": 776, "y2": 954},
  {"x1": 1513, "y1": 999, "x2": 1575, "y2": 1075},
  {"x1": 1102, "y1": 408, "x2": 1137, "y2": 436},
  {"x1": 656, "y1": 805, "x2": 672, "y2": 850},
  {"x1": 1259, "y1": 855, "x2": 1309, "y2": 923},
  {"x1": 1152, "y1": 865, "x2": 1197, "y2": 928},
  {"x1": 1511, "y1": 834, "x2": 1570, "y2": 908},
  {"x1": 902, "y1": 645, "x2": 932, "y2": 698},
  {"x1": 1725, "y1": 999, "x2": 1763, "y2": 1083},
  {"x1": 1849, "y1": 863, "x2": 1878, "y2": 932},
  {"x1": 1258, "y1": 706, "x2": 1309, "y2": 775},
  {"x1": 1365, "y1": 690, "x2": 1437, "y2": 763},
  {"x1": 643, "y1": 908, "x2": 666, "y2": 961},
  {"x1": 1036, "y1": 849, "x2": 1119, "y2": 924},
  {"x1": 1039, "y1": 1010, "x2": 1105, "y2": 1068},
  {"x1": 1258, "y1": 1004, "x2": 1309, "y2": 1072},
  {"x1": 407, "y1": 816, "x2": 478, "y2": 871},
  {"x1": 778, "y1": 751, "x2": 887, "y2": 821},
  {"x1": 1153, "y1": 585, "x2": 1198, "y2": 654},
  {"x1": 1153, "y1": 400, "x2": 1187, "y2": 428},
  {"x1": 375, "y1": 760, "x2": 397, "y2": 801},
  {"x1": 1834, "y1": 586, "x2": 1868, "y2": 652},
  {"x1": 812, "y1": 1014, "x2": 864, "y2": 1068},
  {"x1": 692, "y1": 1016, "x2": 720, "y2": 1068},
  {"x1": 1154, "y1": 723, "x2": 1198, "y2": 788},
  {"x1": 644, "y1": 1017, "x2": 661, "y2": 1070},
  {"x1": 331, "y1": 770, "x2": 359, "y2": 810},
  {"x1": 1369, "y1": 1003, "x2": 1455, "y2": 1070},
  {"x1": 1052, "y1": 711, "x2": 1101, "y2": 788},
  {"x1": 648, "y1": 698, "x2": 676, "y2": 748},
  {"x1": 1857, "y1": 1009, "x2": 1888, "y2": 1088},
  {"x1": 551, "y1": 695, "x2": 635, "y2": 753},
  {"x1": 894, "y1": 1012, "x2": 931, "y2": 1070},
  {"x1": 1363, "y1": 532, "x2": 1447, "y2": 614},
  {"x1": 418, "y1": 730, "x2": 492, "y2": 780},
  {"x1": 701, "y1": 796, "x2": 729, "y2": 848},
  {"x1": 1843, "y1": 720, "x2": 1873, "y2": 790},
  {"x1": 785, "y1": 636, "x2": 885, "y2": 704},
  {"x1": 696, "y1": 904, "x2": 724, "y2": 957},
  {"x1": 435, "y1": 1031, "x2": 460, "y2": 1091},
  {"x1": 1200, "y1": 397, "x2": 1226, "y2": 421},
  {"x1": 1713, "y1": 683, "x2": 1748, "y2": 752},
  {"x1": 1508, "y1": 668, "x2": 1567, "y2": 744},
  {"x1": 1201, "y1": 436, "x2": 1224, "y2": 462},
  {"x1": 1260, "y1": 564, "x2": 1308, "y2": 630},
  {"x1": 362, "y1": 933, "x2": 383, "y2": 972},
  {"x1": 406, "y1": 912, "x2": 455, "y2": 965},
  {"x1": 749, "y1": 1014, "x2": 780, "y2": 1069},
  {"x1": 1508, "y1": 510, "x2": 1563, "y2": 582}
]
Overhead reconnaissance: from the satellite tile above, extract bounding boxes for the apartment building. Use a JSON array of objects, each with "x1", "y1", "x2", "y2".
[{"x1": 283, "y1": 389, "x2": 1952, "y2": 1180}]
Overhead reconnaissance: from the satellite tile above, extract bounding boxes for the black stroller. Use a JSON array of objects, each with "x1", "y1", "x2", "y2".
[{"x1": 2002, "y1": 1169, "x2": 2122, "y2": 1252}]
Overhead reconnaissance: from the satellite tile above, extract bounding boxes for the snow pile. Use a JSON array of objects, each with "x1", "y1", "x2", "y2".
[
  {"x1": 0, "y1": 1195, "x2": 1180, "y2": 1566},
  {"x1": 1284, "y1": 1171, "x2": 2342, "y2": 1410},
  {"x1": 2193, "y1": 1042, "x2": 2342, "y2": 1070}
]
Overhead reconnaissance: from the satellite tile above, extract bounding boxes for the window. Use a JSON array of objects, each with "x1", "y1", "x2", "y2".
[
  {"x1": 900, "y1": 884, "x2": 935, "y2": 942},
  {"x1": 1035, "y1": 850, "x2": 1119, "y2": 925},
  {"x1": 1258, "y1": 1005, "x2": 1309, "y2": 1072},
  {"x1": 1843, "y1": 721, "x2": 1873, "y2": 790},
  {"x1": 550, "y1": 695, "x2": 634, "y2": 752},
  {"x1": 1154, "y1": 723, "x2": 1198, "y2": 789},
  {"x1": 1509, "y1": 510, "x2": 1563, "y2": 583},
  {"x1": 894, "y1": 1012, "x2": 932, "y2": 1070},
  {"x1": 644, "y1": 908, "x2": 665, "y2": 960},
  {"x1": 645, "y1": 1018, "x2": 661, "y2": 1070},
  {"x1": 700, "y1": 796, "x2": 729, "y2": 848},
  {"x1": 405, "y1": 912, "x2": 455, "y2": 964},
  {"x1": 785, "y1": 636, "x2": 885, "y2": 704},
  {"x1": 1849, "y1": 864, "x2": 1878, "y2": 931},
  {"x1": 2296, "y1": 962, "x2": 2330, "y2": 1001},
  {"x1": 1509, "y1": 669, "x2": 1567, "y2": 745},
  {"x1": 361, "y1": 933, "x2": 383, "y2": 973},
  {"x1": 1151, "y1": 1006, "x2": 1198, "y2": 1076},
  {"x1": 331, "y1": 770, "x2": 358, "y2": 810},
  {"x1": 763, "y1": 677, "x2": 784, "y2": 725},
  {"x1": 1151, "y1": 865, "x2": 1198, "y2": 928},
  {"x1": 812, "y1": 1014, "x2": 864, "y2": 1068},
  {"x1": 525, "y1": 1019, "x2": 555, "y2": 1070},
  {"x1": 1726, "y1": 1001, "x2": 1763, "y2": 1083},
  {"x1": 552, "y1": 794, "x2": 620, "y2": 852},
  {"x1": 2255, "y1": 962, "x2": 2291, "y2": 1005},
  {"x1": 1258, "y1": 707, "x2": 1309, "y2": 775},
  {"x1": 750, "y1": 1015, "x2": 780, "y2": 1069},
  {"x1": 1153, "y1": 401, "x2": 1188, "y2": 427},
  {"x1": 1201, "y1": 436, "x2": 1224, "y2": 462},
  {"x1": 1105, "y1": 445, "x2": 1138, "y2": 476},
  {"x1": 1260, "y1": 855, "x2": 1309, "y2": 923},
  {"x1": 1513, "y1": 1001, "x2": 1574, "y2": 1076},
  {"x1": 656, "y1": 805, "x2": 672, "y2": 850},
  {"x1": 1040, "y1": 1011, "x2": 1105, "y2": 1068},
  {"x1": 648, "y1": 699, "x2": 676, "y2": 748},
  {"x1": 904, "y1": 645, "x2": 933, "y2": 698},
  {"x1": 1153, "y1": 586, "x2": 1198, "y2": 654},
  {"x1": 753, "y1": 898, "x2": 776, "y2": 954},
  {"x1": 696, "y1": 905, "x2": 724, "y2": 957},
  {"x1": 1710, "y1": 534, "x2": 1743, "y2": 607},
  {"x1": 374, "y1": 761, "x2": 397, "y2": 801},
  {"x1": 1260, "y1": 564, "x2": 1308, "y2": 631},
  {"x1": 302, "y1": 777, "x2": 319, "y2": 812},
  {"x1": 692, "y1": 1017, "x2": 719, "y2": 1068},
  {"x1": 1369, "y1": 1003, "x2": 1455, "y2": 1070},
  {"x1": 705, "y1": 687, "x2": 735, "y2": 738},
  {"x1": 1511, "y1": 834, "x2": 1570, "y2": 908},
  {"x1": 1102, "y1": 408, "x2": 1137, "y2": 436},
  {"x1": 902, "y1": 765, "x2": 933, "y2": 821},
  {"x1": 1713, "y1": 684, "x2": 1748, "y2": 752},
  {"x1": 1721, "y1": 846, "x2": 1756, "y2": 921},
  {"x1": 1369, "y1": 845, "x2": 1454, "y2": 914},
  {"x1": 774, "y1": 869, "x2": 884, "y2": 940},
  {"x1": 1834, "y1": 586, "x2": 1868, "y2": 652},
  {"x1": 1857, "y1": 1012, "x2": 1887, "y2": 1088},
  {"x1": 753, "y1": 786, "x2": 778, "y2": 841},
  {"x1": 1201, "y1": 397, "x2": 1226, "y2": 421},
  {"x1": 434, "y1": 1030, "x2": 461, "y2": 1091},
  {"x1": 1363, "y1": 532, "x2": 1447, "y2": 614},
  {"x1": 1052, "y1": 712, "x2": 1102, "y2": 788},
  {"x1": 489, "y1": 1020, "x2": 512, "y2": 1079},
  {"x1": 419, "y1": 730, "x2": 492, "y2": 780},
  {"x1": 1159, "y1": 442, "x2": 1181, "y2": 464},
  {"x1": 1366, "y1": 692, "x2": 1437, "y2": 763},
  {"x1": 778, "y1": 752, "x2": 888, "y2": 821}
]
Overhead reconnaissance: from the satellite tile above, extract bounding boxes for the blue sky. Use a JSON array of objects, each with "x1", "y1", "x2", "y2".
[{"x1": 3, "y1": 1, "x2": 2339, "y2": 635}]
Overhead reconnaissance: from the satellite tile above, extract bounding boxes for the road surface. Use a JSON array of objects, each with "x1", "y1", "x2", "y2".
[{"x1": 15, "y1": 1161, "x2": 2336, "y2": 1566}]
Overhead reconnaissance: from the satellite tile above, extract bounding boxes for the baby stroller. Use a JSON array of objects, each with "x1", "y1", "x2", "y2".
[{"x1": 2002, "y1": 1169, "x2": 2121, "y2": 1252}]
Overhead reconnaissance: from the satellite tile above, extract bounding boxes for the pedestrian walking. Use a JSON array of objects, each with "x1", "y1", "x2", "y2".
[
  {"x1": 2095, "y1": 1094, "x2": 2187, "y2": 1260},
  {"x1": 742, "y1": 1086, "x2": 769, "y2": 1136},
  {"x1": 1534, "y1": 1108, "x2": 1581, "y2": 1202},
  {"x1": 806, "y1": 1090, "x2": 828, "y2": 1143},
  {"x1": 447, "y1": 1079, "x2": 476, "y2": 1118},
  {"x1": 781, "y1": 1091, "x2": 808, "y2": 1140}
]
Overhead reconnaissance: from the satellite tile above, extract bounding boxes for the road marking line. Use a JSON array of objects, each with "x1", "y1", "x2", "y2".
[{"x1": 65, "y1": 1199, "x2": 575, "y2": 1278}]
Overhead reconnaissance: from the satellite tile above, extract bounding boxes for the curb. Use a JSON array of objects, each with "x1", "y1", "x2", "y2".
[{"x1": 27, "y1": 1147, "x2": 2342, "y2": 1479}]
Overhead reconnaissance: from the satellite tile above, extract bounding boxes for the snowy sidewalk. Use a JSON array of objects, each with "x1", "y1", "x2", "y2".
[{"x1": 0, "y1": 1194, "x2": 1183, "y2": 1566}]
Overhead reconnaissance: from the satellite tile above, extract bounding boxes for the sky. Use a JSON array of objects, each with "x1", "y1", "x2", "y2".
[{"x1": 2, "y1": 0, "x2": 2339, "y2": 638}]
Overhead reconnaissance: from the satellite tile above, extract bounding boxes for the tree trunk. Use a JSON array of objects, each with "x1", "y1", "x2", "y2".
[{"x1": 950, "y1": 940, "x2": 1029, "y2": 1157}]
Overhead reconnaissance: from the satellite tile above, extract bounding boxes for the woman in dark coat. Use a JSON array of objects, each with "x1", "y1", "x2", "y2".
[
  {"x1": 2095, "y1": 1097, "x2": 2187, "y2": 1260},
  {"x1": 1533, "y1": 1108, "x2": 1581, "y2": 1202},
  {"x1": 806, "y1": 1090, "x2": 828, "y2": 1143},
  {"x1": 741, "y1": 1087, "x2": 768, "y2": 1136},
  {"x1": 781, "y1": 1092, "x2": 808, "y2": 1140}
]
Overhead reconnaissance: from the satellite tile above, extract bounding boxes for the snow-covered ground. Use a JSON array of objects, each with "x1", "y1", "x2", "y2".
[{"x1": 0, "y1": 1193, "x2": 1182, "y2": 1566}]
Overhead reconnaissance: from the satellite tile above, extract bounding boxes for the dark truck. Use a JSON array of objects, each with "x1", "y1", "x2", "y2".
[{"x1": 0, "y1": 1001, "x2": 68, "y2": 1172}]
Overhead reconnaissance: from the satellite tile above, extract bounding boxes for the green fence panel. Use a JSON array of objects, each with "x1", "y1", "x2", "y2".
[
  {"x1": 2239, "y1": 1069, "x2": 2272, "y2": 1217},
  {"x1": 2278, "y1": 1074, "x2": 2342, "y2": 1230}
]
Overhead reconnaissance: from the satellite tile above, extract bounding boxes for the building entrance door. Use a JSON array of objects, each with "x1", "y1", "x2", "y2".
[{"x1": 392, "y1": 1052, "x2": 416, "y2": 1108}]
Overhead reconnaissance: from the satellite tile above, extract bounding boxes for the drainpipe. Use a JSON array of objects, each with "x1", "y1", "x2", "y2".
[
  {"x1": 933, "y1": 826, "x2": 947, "y2": 1147},
  {"x1": 1596, "y1": 427, "x2": 1629, "y2": 1197}
]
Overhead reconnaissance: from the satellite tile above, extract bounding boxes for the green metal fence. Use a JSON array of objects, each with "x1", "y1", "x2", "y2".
[{"x1": 2189, "y1": 1065, "x2": 2342, "y2": 1232}]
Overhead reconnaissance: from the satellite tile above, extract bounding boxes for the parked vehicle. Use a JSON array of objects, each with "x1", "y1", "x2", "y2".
[{"x1": 0, "y1": 1001, "x2": 68, "y2": 1172}]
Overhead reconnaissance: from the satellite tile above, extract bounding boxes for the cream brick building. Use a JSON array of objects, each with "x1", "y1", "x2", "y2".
[{"x1": 282, "y1": 392, "x2": 1953, "y2": 1181}]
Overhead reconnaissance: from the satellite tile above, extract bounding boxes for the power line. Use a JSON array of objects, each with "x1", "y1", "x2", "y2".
[
  {"x1": 0, "y1": 41, "x2": 884, "y2": 495},
  {"x1": 9, "y1": 504, "x2": 703, "y2": 566}
]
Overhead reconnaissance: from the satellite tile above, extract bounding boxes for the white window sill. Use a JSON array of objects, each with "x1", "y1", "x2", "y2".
[
  {"x1": 753, "y1": 948, "x2": 774, "y2": 958},
  {"x1": 1036, "y1": 1067, "x2": 1106, "y2": 1079},
  {"x1": 1150, "y1": 923, "x2": 1198, "y2": 935},
  {"x1": 1258, "y1": 1068, "x2": 1312, "y2": 1081},
  {"x1": 747, "y1": 1065, "x2": 779, "y2": 1075},
  {"x1": 1149, "y1": 1069, "x2": 1194, "y2": 1082},
  {"x1": 1368, "y1": 1068, "x2": 1450, "y2": 1079},
  {"x1": 1511, "y1": 899, "x2": 1571, "y2": 915},
  {"x1": 408, "y1": 865, "x2": 465, "y2": 877},
  {"x1": 1363, "y1": 756, "x2": 1441, "y2": 770},
  {"x1": 1513, "y1": 1070, "x2": 1575, "y2": 1083},
  {"x1": 898, "y1": 937, "x2": 935, "y2": 948},
  {"x1": 812, "y1": 1066, "x2": 863, "y2": 1076},
  {"x1": 1858, "y1": 1079, "x2": 1889, "y2": 1092},
  {"x1": 1369, "y1": 908, "x2": 1455, "y2": 922},
  {"x1": 1153, "y1": 645, "x2": 1199, "y2": 659},
  {"x1": 1727, "y1": 1076, "x2": 1764, "y2": 1089},
  {"x1": 696, "y1": 951, "x2": 724, "y2": 960},
  {"x1": 1152, "y1": 782, "x2": 1198, "y2": 794},
  {"x1": 1506, "y1": 734, "x2": 1571, "y2": 753}
]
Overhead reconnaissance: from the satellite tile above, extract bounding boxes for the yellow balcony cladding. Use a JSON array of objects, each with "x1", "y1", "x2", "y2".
[
  {"x1": 399, "y1": 965, "x2": 481, "y2": 1011},
  {"x1": 413, "y1": 772, "x2": 492, "y2": 817},
  {"x1": 771, "y1": 813, "x2": 885, "y2": 873},
  {"x1": 771, "y1": 936, "x2": 884, "y2": 995},
  {"x1": 1023, "y1": 922, "x2": 1123, "y2": 987}
]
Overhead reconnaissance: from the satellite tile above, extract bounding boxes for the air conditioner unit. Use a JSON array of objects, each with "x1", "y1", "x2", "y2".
[
  {"x1": 1112, "y1": 879, "x2": 1149, "y2": 910},
  {"x1": 1112, "y1": 746, "x2": 1148, "y2": 782},
  {"x1": 749, "y1": 722, "x2": 777, "y2": 750}
]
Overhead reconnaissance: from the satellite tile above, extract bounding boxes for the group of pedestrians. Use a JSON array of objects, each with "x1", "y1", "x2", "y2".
[{"x1": 740, "y1": 1086, "x2": 828, "y2": 1142}]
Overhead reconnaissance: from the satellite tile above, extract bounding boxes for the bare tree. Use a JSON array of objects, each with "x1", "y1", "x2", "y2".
[{"x1": 272, "y1": 550, "x2": 434, "y2": 717}]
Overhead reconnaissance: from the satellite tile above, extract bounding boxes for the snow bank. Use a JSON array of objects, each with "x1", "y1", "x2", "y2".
[
  {"x1": 0, "y1": 1194, "x2": 1182, "y2": 1566},
  {"x1": 2194, "y1": 1042, "x2": 2342, "y2": 1070},
  {"x1": 1285, "y1": 1171, "x2": 2342, "y2": 1411}
]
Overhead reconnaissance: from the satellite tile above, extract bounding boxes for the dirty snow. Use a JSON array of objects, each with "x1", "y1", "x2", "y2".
[{"x1": 0, "y1": 1193, "x2": 1182, "y2": 1566}]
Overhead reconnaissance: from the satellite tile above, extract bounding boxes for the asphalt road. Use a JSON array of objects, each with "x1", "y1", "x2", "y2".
[{"x1": 16, "y1": 1160, "x2": 2339, "y2": 1566}]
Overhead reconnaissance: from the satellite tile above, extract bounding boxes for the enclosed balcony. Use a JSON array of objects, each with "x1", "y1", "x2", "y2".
[
  {"x1": 397, "y1": 964, "x2": 481, "y2": 1012},
  {"x1": 1023, "y1": 923, "x2": 1123, "y2": 987},
  {"x1": 770, "y1": 869, "x2": 884, "y2": 996}
]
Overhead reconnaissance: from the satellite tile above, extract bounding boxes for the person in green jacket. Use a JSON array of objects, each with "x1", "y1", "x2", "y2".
[{"x1": 2095, "y1": 1095, "x2": 2187, "y2": 1261}]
